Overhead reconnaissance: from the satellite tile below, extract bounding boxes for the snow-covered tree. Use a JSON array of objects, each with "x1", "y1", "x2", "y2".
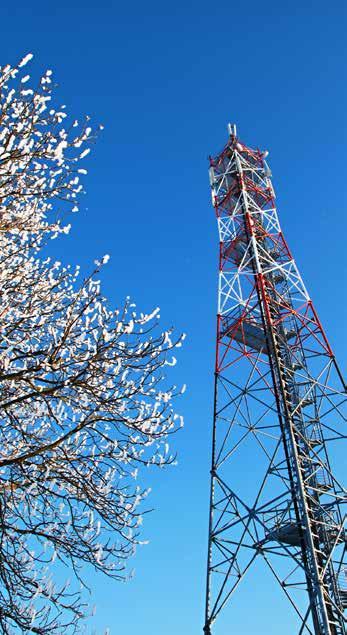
[{"x1": 0, "y1": 54, "x2": 184, "y2": 634}]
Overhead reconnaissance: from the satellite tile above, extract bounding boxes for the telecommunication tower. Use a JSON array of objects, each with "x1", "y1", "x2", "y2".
[{"x1": 204, "y1": 125, "x2": 347, "y2": 635}]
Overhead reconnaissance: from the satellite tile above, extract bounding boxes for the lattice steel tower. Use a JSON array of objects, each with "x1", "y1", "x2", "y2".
[{"x1": 204, "y1": 125, "x2": 347, "y2": 635}]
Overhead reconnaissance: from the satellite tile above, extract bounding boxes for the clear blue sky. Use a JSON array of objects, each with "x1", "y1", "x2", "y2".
[{"x1": 1, "y1": 1, "x2": 347, "y2": 633}]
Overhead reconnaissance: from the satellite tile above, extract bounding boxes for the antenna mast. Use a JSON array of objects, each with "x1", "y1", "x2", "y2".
[{"x1": 204, "y1": 126, "x2": 347, "y2": 635}]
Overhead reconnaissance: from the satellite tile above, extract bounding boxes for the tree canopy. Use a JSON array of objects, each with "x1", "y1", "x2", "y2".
[{"x1": 0, "y1": 53, "x2": 183, "y2": 633}]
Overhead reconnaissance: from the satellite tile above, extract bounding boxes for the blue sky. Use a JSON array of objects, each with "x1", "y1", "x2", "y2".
[{"x1": 1, "y1": 1, "x2": 347, "y2": 633}]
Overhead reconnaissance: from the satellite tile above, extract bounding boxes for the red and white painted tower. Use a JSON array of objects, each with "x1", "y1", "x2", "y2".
[{"x1": 204, "y1": 125, "x2": 346, "y2": 635}]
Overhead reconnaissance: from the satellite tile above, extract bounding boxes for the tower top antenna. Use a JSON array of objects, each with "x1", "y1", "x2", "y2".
[{"x1": 227, "y1": 122, "x2": 237, "y2": 137}]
